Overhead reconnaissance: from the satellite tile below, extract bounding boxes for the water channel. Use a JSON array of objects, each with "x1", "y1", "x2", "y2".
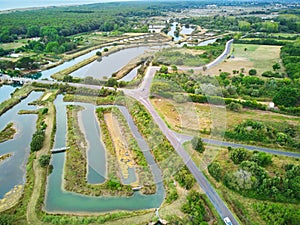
[
  {"x1": 44, "y1": 95, "x2": 164, "y2": 212},
  {"x1": 0, "y1": 85, "x2": 15, "y2": 103},
  {"x1": 119, "y1": 65, "x2": 141, "y2": 82},
  {"x1": 70, "y1": 46, "x2": 150, "y2": 80},
  {"x1": 0, "y1": 89, "x2": 43, "y2": 198},
  {"x1": 39, "y1": 46, "x2": 113, "y2": 80},
  {"x1": 167, "y1": 22, "x2": 195, "y2": 42}
]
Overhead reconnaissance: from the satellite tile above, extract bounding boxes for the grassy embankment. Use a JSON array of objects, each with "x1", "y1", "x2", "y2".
[
  {"x1": 0, "y1": 85, "x2": 43, "y2": 117},
  {"x1": 115, "y1": 96, "x2": 187, "y2": 202},
  {"x1": 113, "y1": 52, "x2": 153, "y2": 80},
  {"x1": 0, "y1": 122, "x2": 16, "y2": 143},
  {"x1": 153, "y1": 47, "x2": 207, "y2": 67},
  {"x1": 0, "y1": 89, "x2": 52, "y2": 221},
  {"x1": 51, "y1": 44, "x2": 153, "y2": 81},
  {"x1": 151, "y1": 97, "x2": 300, "y2": 151},
  {"x1": 110, "y1": 107, "x2": 156, "y2": 194},
  {"x1": 65, "y1": 105, "x2": 132, "y2": 196}
]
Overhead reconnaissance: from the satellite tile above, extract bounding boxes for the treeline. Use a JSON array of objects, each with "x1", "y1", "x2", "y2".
[
  {"x1": 281, "y1": 41, "x2": 300, "y2": 79},
  {"x1": 0, "y1": 2, "x2": 163, "y2": 43},
  {"x1": 208, "y1": 147, "x2": 300, "y2": 204},
  {"x1": 180, "y1": 11, "x2": 300, "y2": 33},
  {"x1": 0, "y1": 56, "x2": 40, "y2": 75},
  {"x1": 225, "y1": 119, "x2": 300, "y2": 150},
  {"x1": 152, "y1": 67, "x2": 300, "y2": 110}
]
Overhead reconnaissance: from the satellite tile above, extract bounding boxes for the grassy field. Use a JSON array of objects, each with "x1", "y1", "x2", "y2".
[
  {"x1": 153, "y1": 47, "x2": 207, "y2": 66},
  {"x1": 151, "y1": 97, "x2": 300, "y2": 139},
  {"x1": 204, "y1": 44, "x2": 284, "y2": 76},
  {"x1": 0, "y1": 39, "x2": 30, "y2": 50}
]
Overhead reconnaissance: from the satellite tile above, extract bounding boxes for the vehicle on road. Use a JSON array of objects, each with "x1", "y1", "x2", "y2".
[{"x1": 224, "y1": 217, "x2": 233, "y2": 225}]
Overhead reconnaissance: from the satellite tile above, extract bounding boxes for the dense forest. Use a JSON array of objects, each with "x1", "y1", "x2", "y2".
[{"x1": 180, "y1": 11, "x2": 300, "y2": 33}]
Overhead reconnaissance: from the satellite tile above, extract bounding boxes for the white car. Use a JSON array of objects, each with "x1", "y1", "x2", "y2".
[{"x1": 224, "y1": 217, "x2": 233, "y2": 225}]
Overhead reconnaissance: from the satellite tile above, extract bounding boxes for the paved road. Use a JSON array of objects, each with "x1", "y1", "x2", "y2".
[
  {"x1": 175, "y1": 133, "x2": 300, "y2": 159},
  {"x1": 2, "y1": 39, "x2": 299, "y2": 224},
  {"x1": 124, "y1": 40, "x2": 240, "y2": 223},
  {"x1": 125, "y1": 88, "x2": 240, "y2": 225},
  {"x1": 177, "y1": 39, "x2": 233, "y2": 71}
]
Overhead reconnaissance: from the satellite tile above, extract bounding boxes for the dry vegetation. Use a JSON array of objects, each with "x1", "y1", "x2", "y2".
[
  {"x1": 204, "y1": 44, "x2": 283, "y2": 76},
  {"x1": 151, "y1": 97, "x2": 300, "y2": 137}
]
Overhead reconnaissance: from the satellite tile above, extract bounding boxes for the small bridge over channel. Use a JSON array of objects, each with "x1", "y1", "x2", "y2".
[{"x1": 51, "y1": 147, "x2": 70, "y2": 154}]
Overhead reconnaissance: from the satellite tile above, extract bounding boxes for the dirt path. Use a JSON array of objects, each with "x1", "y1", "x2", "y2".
[{"x1": 26, "y1": 103, "x2": 54, "y2": 225}]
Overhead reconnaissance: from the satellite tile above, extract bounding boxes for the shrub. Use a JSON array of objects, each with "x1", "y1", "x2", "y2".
[
  {"x1": 249, "y1": 69, "x2": 257, "y2": 76},
  {"x1": 230, "y1": 148, "x2": 249, "y2": 164},
  {"x1": 39, "y1": 155, "x2": 51, "y2": 167},
  {"x1": 191, "y1": 136, "x2": 205, "y2": 153},
  {"x1": 208, "y1": 162, "x2": 222, "y2": 181},
  {"x1": 30, "y1": 130, "x2": 45, "y2": 152},
  {"x1": 227, "y1": 102, "x2": 242, "y2": 112}
]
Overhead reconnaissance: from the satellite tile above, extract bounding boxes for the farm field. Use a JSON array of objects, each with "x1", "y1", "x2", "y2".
[
  {"x1": 151, "y1": 97, "x2": 300, "y2": 137},
  {"x1": 204, "y1": 44, "x2": 284, "y2": 76}
]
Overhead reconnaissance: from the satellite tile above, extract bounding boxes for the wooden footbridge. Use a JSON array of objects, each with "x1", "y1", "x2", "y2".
[{"x1": 51, "y1": 147, "x2": 70, "y2": 154}]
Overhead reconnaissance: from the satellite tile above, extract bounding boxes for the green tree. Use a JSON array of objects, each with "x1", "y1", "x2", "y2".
[
  {"x1": 0, "y1": 215, "x2": 13, "y2": 225},
  {"x1": 249, "y1": 69, "x2": 257, "y2": 76},
  {"x1": 272, "y1": 63, "x2": 281, "y2": 71},
  {"x1": 63, "y1": 75, "x2": 73, "y2": 82},
  {"x1": 106, "y1": 78, "x2": 118, "y2": 87},
  {"x1": 30, "y1": 130, "x2": 45, "y2": 152},
  {"x1": 191, "y1": 136, "x2": 205, "y2": 153},
  {"x1": 39, "y1": 155, "x2": 51, "y2": 167},
  {"x1": 273, "y1": 87, "x2": 299, "y2": 107},
  {"x1": 230, "y1": 148, "x2": 249, "y2": 164},
  {"x1": 238, "y1": 21, "x2": 251, "y2": 31},
  {"x1": 181, "y1": 191, "x2": 206, "y2": 224},
  {"x1": 250, "y1": 152, "x2": 272, "y2": 167},
  {"x1": 45, "y1": 41, "x2": 59, "y2": 53},
  {"x1": 16, "y1": 57, "x2": 38, "y2": 70},
  {"x1": 208, "y1": 162, "x2": 222, "y2": 181},
  {"x1": 175, "y1": 166, "x2": 195, "y2": 190},
  {"x1": 171, "y1": 64, "x2": 177, "y2": 73},
  {"x1": 159, "y1": 65, "x2": 168, "y2": 74}
]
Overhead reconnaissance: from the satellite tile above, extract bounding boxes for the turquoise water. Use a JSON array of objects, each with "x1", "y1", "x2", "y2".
[
  {"x1": 44, "y1": 95, "x2": 164, "y2": 213},
  {"x1": 70, "y1": 46, "x2": 150, "y2": 79},
  {"x1": 0, "y1": 91, "x2": 43, "y2": 198},
  {"x1": 0, "y1": 85, "x2": 15, "y2": 103},
  {"x1": 39, "y1": 46, "x2": 113, "y2": 80}
]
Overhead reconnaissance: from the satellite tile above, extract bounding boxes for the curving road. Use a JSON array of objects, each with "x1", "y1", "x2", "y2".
[
  {"x1": 124, "y1": 40, "x2": 240, "y2": 224},
  {"x1": 2, "y1": 39, "x2": 299, "y2": 224}
]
